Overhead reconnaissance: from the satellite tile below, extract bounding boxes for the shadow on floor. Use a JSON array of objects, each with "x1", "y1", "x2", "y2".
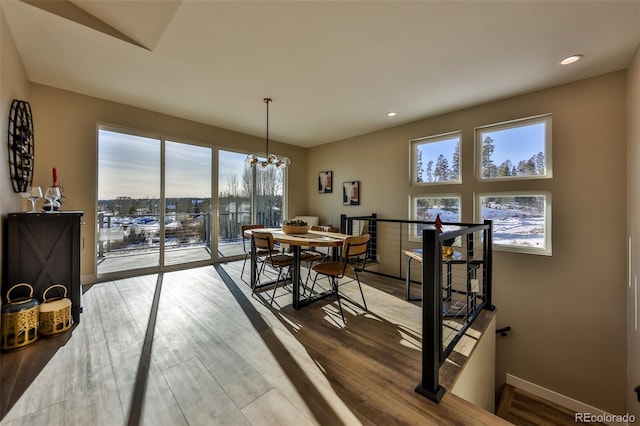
[
  {"x1": 0, "y1": 326, "x2": 75, "y2": 420},
  {"x1": 214, "y1": 263, "x2": 347, "y2": 425}
]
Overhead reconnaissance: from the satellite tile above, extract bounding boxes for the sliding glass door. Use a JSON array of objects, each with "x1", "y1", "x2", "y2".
[
  {"x1": 97, "y1": 129, "x2": 161, "y2": 274},
  {"x1": 216, "y1": 149, "x2": 286, "y2": 258},
  {"x1": 164, "y1": 141, "x2": 212, "y2": 266},
  {"x1": 98, "y1": 128, "x2": 286, "y2": 276},
  {"x1": 98, "y1": 129, "x2": 213, "y2": 275},
  {"x1": 217, "y1": 150, "x2": 251, "y2": 258}
]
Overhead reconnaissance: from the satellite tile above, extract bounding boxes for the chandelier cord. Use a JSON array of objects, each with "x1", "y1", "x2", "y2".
[
  {"x1": 264, "y1": 97, "x2": 271, "y2": 158},
  {"x1": 246, "y1": 97, "x2": 289, "y2": 169}
]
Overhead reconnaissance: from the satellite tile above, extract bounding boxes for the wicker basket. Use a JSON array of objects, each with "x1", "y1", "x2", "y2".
[
  {"x1": 282, "y1": 225, "x2": 310, "y2": 235},
  {"x1": 1, "y1": 283, "x2": 40, "y2": 351},
  {"x1": 39, "y1": 284, "x2": 72, "y2": 336}
]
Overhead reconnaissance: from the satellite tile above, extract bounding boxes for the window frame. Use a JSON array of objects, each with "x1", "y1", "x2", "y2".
[
  {"x1": 410, "y1": 131, "x2": 462, "y2": 186},
  {"x1": 475, "y1": 114, "x2": 552, "y2": 182},
  {"x1": 475, "y1": 191, "x2": 552, "y2": 256}
]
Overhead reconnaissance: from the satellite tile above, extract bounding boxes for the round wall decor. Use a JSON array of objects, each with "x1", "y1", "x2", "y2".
[{"x1": 7, "y1": 99, "x2": 34, "y2": 193}]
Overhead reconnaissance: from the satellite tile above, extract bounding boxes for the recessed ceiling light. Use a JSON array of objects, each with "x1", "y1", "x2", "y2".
[
  {"x1": 560, "y1": 54, "x2": 583, "y2": 65},
  {"x1": 386, "y1": 112, "x2": 397, "y2": 117}
]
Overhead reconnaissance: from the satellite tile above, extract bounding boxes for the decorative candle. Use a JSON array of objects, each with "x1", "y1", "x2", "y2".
[
  {"x1": 434, "y1": 214, "x2": 443, "y2": 232},
  {"x1": 53, "y1": 167, "x2": 58, "y2": 187}
]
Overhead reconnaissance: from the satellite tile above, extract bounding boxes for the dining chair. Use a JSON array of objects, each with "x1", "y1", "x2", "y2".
[
  {"x1": 308, "y1": 225, "x2": 340, "y2": 258},
  {"x1": 251, "y1": 232, "x2": 295, "y2": 304},
  {"x1": 241, "y1": 224, "x2": 277, "y2": 283},
  {"x1": 308, "y1": 234, "x2": 370, "y2": 322},
  {"x1": 300, "y1": 225, "x2": 340, "y2": 293}
]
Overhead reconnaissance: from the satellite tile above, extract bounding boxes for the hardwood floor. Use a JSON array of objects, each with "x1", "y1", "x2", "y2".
[
  {"x1": 1, "y1": 262, "x2": 504, "y2": 425},
  {"x1": 496, "y1": 385, "x2": 605, "y2": 426}
]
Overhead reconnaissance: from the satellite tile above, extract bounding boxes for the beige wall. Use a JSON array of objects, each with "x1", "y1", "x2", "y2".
[
  {"x1": 0, "y1": 9, "x2": 30, "y2": 278},
  {"x1": 29, "y1": 84, "x2": 307, "y2": 282},
  {"x1": 308, "y1": 72, "x2": 628, "y2": 413},
  {"x1": 451, "y1": 315, "x2": 496, "y2": 411},
  {"x1": 627, "y1": 45, "x2": 640, "y2": 417}
]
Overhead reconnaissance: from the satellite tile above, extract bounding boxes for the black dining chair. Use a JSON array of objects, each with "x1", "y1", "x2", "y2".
[
  {"x1": 300, "y1": 226, "x2": 340, "y2": 295},
  {"x1": 251, "y1": 232, "x2": 295, "y2": 304},
  {"x1": 241, "y1": 224, "x2": 278, "y2": 284},
  {"x1": 308, "y1": 234, "x2": 370, "y2": 322}
]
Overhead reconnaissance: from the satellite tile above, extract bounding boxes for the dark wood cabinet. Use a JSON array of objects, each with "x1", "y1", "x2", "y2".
[{"x1": 4, "y1": 211, "x2": 84, "y2": 323}]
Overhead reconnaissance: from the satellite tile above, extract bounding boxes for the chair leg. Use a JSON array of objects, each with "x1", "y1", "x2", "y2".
[
  {"x1": 331, "y1": 277, "x2": 345, "y2": 322},
  {"x1": 243, "y1": 253, "x2": 260, "y2": 285},
  {"x1": 270, "y1": 266, "x2": 290, "y2": 305},
  {"x1": 252, "y1": 260, "x2": 265, "y2": 295},
  {"x1": 301, "y1": 261, "x2": 315, "y2": 297},
  {"x1": 307, "y1": 273, "x2": 319, "y2": 301},
  {"x1": 270, "y1": 270, "x2": 280, "y2": 304},
  {"x1": 241, "y1": 253, "x2": 249, "y2": 280},
  {"x1": 355, "y1": 271, "x2": 367, "y2": 311}
]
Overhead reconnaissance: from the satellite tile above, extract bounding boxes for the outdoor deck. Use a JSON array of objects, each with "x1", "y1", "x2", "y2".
[{"x1": 97, "y1": 242, "x2": 244, "y2": 275}]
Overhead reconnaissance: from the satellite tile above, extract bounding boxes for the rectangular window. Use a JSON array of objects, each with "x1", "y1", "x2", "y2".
[
  {"x1": 411, "y1": 132, "x2": 461, "y2": 185},
  {"x1": 256, "y1": 164, "x2": 285, "y2": 227},
  {"x1": 165, "y1": 140, "x2": 212, "y2": 266},
  {"x1": 97, "y1": 128, "x2": 161, "y2": 273},
  {"x1": 477, "y1": 192, "x2": 552, "y2": 255},
  {"x1": 476, "y1": 114, "x2": 552, "y2": 181},
  {"x1": 410, "y1": 194, "x2": 461, "y2": 240}
]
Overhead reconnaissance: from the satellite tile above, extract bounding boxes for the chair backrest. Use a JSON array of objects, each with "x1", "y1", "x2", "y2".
[
  {"x1": 311, "y1": 225, "x2": 339, "y2": 233},
  {"x1": 251, "y1": 231, "x2": 274, "y2": 252},
  {"x1": 242, "y1": 224, "x2": 265, "y2": 253},
  {"x1": 343, "y1": 234, "x2": 370, "y2": 260}
]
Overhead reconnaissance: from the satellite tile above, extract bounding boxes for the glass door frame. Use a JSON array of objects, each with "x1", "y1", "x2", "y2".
[
  {"x1": 96, "y1": 124, "x2": 216, "y2": 280},
  {"x1": 96, "y1": 126, "x2": 288, "y2": 280}
]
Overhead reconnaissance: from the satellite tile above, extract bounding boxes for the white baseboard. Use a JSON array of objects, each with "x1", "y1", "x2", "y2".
[{"x1": 506, "y1": 374, "x2": 631, "y2": 426}]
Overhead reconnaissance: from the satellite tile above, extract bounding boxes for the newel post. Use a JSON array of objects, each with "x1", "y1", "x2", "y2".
[{"x1": 415, "y1": 228, "x2": 445, "y2": 402}]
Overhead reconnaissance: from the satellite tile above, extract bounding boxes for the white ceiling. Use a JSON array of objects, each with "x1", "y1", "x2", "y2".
[{"x1": 2, "y1": 0, "x2": 640, "y2": 147}]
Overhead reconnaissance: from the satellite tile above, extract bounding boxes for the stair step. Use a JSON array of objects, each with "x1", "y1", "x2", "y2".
[{"x1": 495, "y1": 384, "x2": 604, "y2": 426}]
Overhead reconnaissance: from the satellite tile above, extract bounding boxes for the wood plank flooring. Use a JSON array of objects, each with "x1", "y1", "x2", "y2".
[
  {"x1": 1, "y1": 262, "x2": 504, "y2": 425},
  {"x1": 496, "y1": 385, "x2": 606, "y2": 426}
]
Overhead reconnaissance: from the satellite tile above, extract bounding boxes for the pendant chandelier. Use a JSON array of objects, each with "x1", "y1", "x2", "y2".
[{"x1": 246, "y1": 98, "x2": 290, "y2": 169}]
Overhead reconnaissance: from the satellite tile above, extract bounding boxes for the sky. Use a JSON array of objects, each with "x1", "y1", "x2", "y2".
[
  {"x1": 99, "y1": 130, "x2": 266, "y2": 200},
  {"x1": 418, "y1": 135, "x2": 460, "y2": 169},
  {"x1": 417, "y1": 120, "x2": 546, "y2": 174},
  {"x1": 480, "y1": 121, "x2": 546, "y2": 166},
  {"x1": 101, "y1": 121, "x2": 545, "y2": 200},
  {"x1": 99, "y1": 130, "x2": 212, "y2": 199}
]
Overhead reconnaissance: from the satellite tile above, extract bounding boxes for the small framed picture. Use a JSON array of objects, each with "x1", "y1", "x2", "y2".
[
  {"x1": 343, "y1": 181, "x2": 360, "y2": 206},
  {"x1": 318, "y1": 171, "x2": 332, "y2": 193}
]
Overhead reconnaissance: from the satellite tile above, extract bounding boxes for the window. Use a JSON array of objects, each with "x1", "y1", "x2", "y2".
[
  {"x1": 476, "y1": 114, "x2": 552, "y2": 181},
  {"x1": 411, "y1": 132, "x2": 461, "y2": 185},
  {"x1": 256, "y1": 163, "x2": 285, "y2": 227},
  {"x1": 216, "y1": 149, "x2": 286, "y2": 257},
  {"x1": 165, "y1": 140, "x2": 212, "y2": 266},
  {"x1": 98, "y1": 128, "x2": 161, "y2": 273},
  {"x1": 98, "y1": 127, "x2": 217, "y2": 274},
  {"x1": 477, "y1": 192, "x2": 552, "y2": 255},
  {"x1": 410, "y1": 194, "x2": 461, "y2": 240}
]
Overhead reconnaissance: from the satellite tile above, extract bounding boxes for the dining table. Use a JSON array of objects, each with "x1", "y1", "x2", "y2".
[{"x1": 244, "y1": 227, "x2": 350, "y2": 309}]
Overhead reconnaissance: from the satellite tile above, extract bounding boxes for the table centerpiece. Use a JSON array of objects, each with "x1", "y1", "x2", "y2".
[{"x1": 282, "y1": 219, "x2": 310, "y2": 235}]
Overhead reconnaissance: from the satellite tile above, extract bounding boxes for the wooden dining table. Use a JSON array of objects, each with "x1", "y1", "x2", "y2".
[{"x1": 244, "y1": 228, "x2": 350, "y2": 308}]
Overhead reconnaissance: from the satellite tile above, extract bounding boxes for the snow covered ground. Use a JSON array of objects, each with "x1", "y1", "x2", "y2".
[
  {"x1": 420, "y1": 204, "x2": 545, "y2": 249},
  {"x1": 481, "y1": 205, "x2": 545, "y2": 248}
]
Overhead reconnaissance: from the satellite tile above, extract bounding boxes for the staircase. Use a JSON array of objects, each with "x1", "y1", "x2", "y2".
[{"x1": 496, "y1": 385, "x2": 605, "y2": 426}]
